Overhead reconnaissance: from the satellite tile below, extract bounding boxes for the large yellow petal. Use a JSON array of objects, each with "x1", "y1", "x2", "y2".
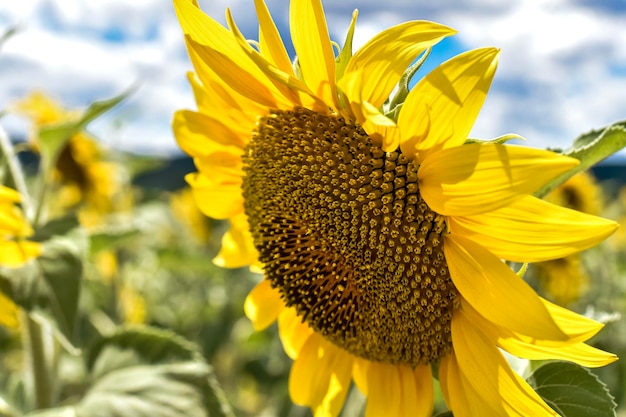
[
  {"x1": 420, "y1": 143, "x2": 579, "y2": 216},
  {"x1": 399, "y1": 48, "x2": 499, "y2": 162},
  {"x1": 278, "y1": 307, "x2": 314, "y2": 359},
  {"x1": 173, "y1": 110, "x2": 245, "y2": 158},
  {"x1": 244, "y1": 280, "x2": 283, "y2": 331},
  {"x1": 449, "y1": 195, "x2": 617, "y2": 263},
  {"x1": 185, "y1": 172, "x2": 243, "y2": 220},
  {"x1": 452, "y1": 310, "x2": 559, "y2": 416},
  {"x1": 290, "y1": 0, "x2": 339, "y2": 109},
  {"x1": 343, "y1": 20, "x2": 456, "y2": 110},
  {"x1": 461, "y1": 300, "x2": 617, "y2": 368},
  {"x1": 289, "y1": 333, "x2": 353, "y2": 417},
  {"x1": 444, "y1": 234, "x2": 566, "y2": 340}
]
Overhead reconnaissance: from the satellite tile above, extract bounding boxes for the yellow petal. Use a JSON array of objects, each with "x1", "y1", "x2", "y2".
[
  {"x1": 244, "y1": 280, "x2": 283, "y2": 330},
  {"x1": 444, "y1": 234, "x2": 566, "y2": 340},
  {"x1": 0, "y1": 186, "x2": 21, "y2": 203},
  {"x1": 354, "y1": 360, "x2": 434, "y2": 417},
  {"x1": 461, "y1": 300, "x2": 617, "y2": 368},
  {"x1": 449, "y1": 195, "x2": 617, "y2": 262},
  {"x1": 0, "y1": 291, "x2": 19, "y2": 328},
  {"x1": 405, "y1": 364, "x2": 434, "y2": 417},
  {"x1": 213, "y1": 214, "x2": 258, "y2": 269},
  {"x1": 278, "y1": 306, "x2": 314, "y2": 359},
  {"x1": 0, "y1": 240, "x2": 42, "y2": 267},
  {"x1": 504, "y1": 338, "x2": 617, "y2": 368},
  {"x1": 186, "y1": 37, "x2": 279, "y2": 108},
  {"x1": 290, "y1": 0, "x2": 339, "y2": 109},
  {"x1": 289, "y1": 333, "x2": 353, "y2": 416},
  {"x1": 452, "y1": 310, "x2": 559, "y2": 416},
  {"x1": 439, "y1": 353, "x2": 479, "y2": 417},
  {"x1": 185, "y1": 56, "x2": 265, "y2": 134},
  {"x1": 173, "y1": 110, "x2": 245, "y2": 158},
  {"x1": 343, "y1": 20, "x2": 456, "y2": 110},
  {"x1": 420, "y1": 143, "x2": 579, "y2": 216},
  {"x1": 0, "y1": 207, "x2": 32, "y2": 236},
  {"x1": 255, "y1": 0, "x2": 294, "y2": 76},
  {"x1": 399, "y1": 48, "x2": 499, "y2": 162},
  {"x1": 359, "y1": 361, "x2": 401, "y2": 417},
  {"x1": 541, "y1": 297, "x2": 606, "y2": 341},
  {"x1": 185, "y1": 172, "x2": 243, "y2": 220}
]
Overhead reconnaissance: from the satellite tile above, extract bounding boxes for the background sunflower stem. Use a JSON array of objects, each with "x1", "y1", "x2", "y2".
[{"x1": 22, "y1": 313, "x2": 60, "y2": 411}]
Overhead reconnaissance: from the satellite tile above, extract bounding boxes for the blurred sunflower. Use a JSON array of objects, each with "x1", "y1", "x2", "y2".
[
  {"x1": 534, "y1": 172, "x2": 603, "y2": 305},
  {"x1": 173, "y1": 0, "x2": 618, "y2": 415},
  {"x1": 13, "y1": 91, "x2": 129, "y2": 227},
  {"x1": 0, "y1": 185, "x2": 41, "y2": 328}
]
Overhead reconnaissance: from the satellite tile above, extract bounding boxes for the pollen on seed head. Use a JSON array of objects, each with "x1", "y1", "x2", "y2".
[{"x1": 242, "y1": 107, "x2": 459, "y2": 367}]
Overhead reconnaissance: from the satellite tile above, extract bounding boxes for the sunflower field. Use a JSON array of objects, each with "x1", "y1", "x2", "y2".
[{"x1": 1, "y1": 1, "x2": 626, "y2": 417}]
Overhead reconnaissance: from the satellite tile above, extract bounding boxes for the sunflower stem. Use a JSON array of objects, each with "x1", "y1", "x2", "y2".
[{"x1": 22, "y1": 312, "x2": 60, "y2": 411}]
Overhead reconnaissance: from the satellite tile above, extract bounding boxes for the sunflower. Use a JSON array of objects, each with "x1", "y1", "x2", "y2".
[
  {"x1": 172, "y1": 0, "x2": 618, "y2": 415},
  {"x1": 13, "y1": 92, "x2": 128, "y2": 227}
]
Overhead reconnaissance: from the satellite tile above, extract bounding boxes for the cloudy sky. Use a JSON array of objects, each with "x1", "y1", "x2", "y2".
[{"x1": 1, "y1": 0, "x2": 625, "y2": 157}]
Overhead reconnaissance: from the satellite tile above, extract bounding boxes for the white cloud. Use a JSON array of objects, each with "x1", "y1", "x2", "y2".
[{"x1": 0, "y1": 0, "x2": 625, "y2": 157}]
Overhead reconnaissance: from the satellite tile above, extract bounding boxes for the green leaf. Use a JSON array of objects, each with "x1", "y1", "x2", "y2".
[
  {"x1": 77, "y1": 362, "x2": 215, "y2": 417},
  {"x1": 77, "y1": 326, "x2": 235, "y2": 417},
  {"x1": 37, "y1": 86, "x2": 136, "y2": 177},
  {"x1": 85, "y1": 325, "x2": 203, "y2": 373},
  {"x1": 527, "y1": 361, "x2": 617, "y2": 417},
  {"x1": 88, "y1": 224, "x2": 141, "y2": 254},
  {"x1": 534, "y1": 121, "x2": 626, "y2": 198}
]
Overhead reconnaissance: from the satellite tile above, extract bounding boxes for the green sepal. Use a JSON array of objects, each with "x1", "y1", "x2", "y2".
[
  {"x1": 335, "y1": 9, "x2": 358, "y2": 82},
  {"x1": 465, "y1": 133, "x2": 525, "y2": 145},
  {"x1": 385, "y1": 47, "x2": 432, "y2": 119}
]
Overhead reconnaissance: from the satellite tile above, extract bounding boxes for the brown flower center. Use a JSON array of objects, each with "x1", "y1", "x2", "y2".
[{"x1": 242, "y1": 107, "x2": 459, "y2": 366}]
